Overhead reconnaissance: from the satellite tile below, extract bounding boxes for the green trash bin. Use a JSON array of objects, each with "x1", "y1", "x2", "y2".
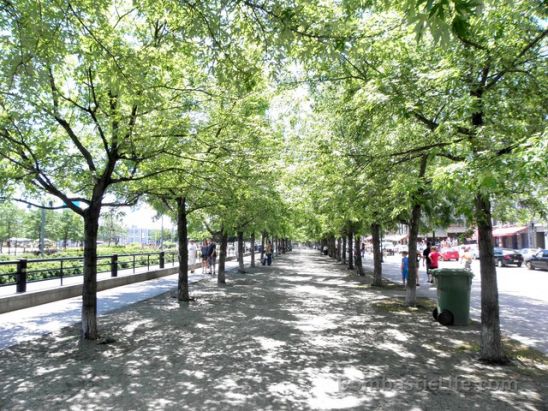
[{"x1": 431, "y1": 268, "x2": 474, "y2": 326}]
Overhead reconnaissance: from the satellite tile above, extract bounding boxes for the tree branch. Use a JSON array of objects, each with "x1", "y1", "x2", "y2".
[{"x1": 485, "y1": 28, "x2": 548, "y2": 91}]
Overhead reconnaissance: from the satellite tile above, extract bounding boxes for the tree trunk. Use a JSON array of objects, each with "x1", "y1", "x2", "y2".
[
  {"x1": 354, "y1": 233, "x2": 364, "y2": 276},
  {"x1": 406, "y1": 154, "x2": 428, "y2": 305},
  {"x1": 218, "y1": 230, "x2": 228, "y2": 284},
  {"x1": 471, "y1": 84, "x2": 506, "y2": 363},
  {"x1": 177, "y1": 197, "x2": 190, "y2": 301},
  {"x1": 342, "y1": 236, "x2": 346, "y2": 265},
  {"x1": 81, "y1": 208, "x2": 100, "y2": 340},
  {"x1": 250, "y1": 232, "x2": 256, "y2": 267},
  {"x1": 261, "y1": 232, "x2": 265, "y2": 262},
  {"x1": 371, "y1": 223, "x2": 382, "y2": 286},
  {"x1": 476, "y1": 193, "x2": 507, "y2": 363},
  {"x1": 237, "y1": 230, "x2": 245, "y2": 273},
  {"x1": 347, "y1": 229, "x2": 354, "y2": 270}
]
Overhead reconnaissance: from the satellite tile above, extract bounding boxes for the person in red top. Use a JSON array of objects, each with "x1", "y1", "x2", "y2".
[{"x1": 428, "y1": 246, "x2": 442, "y2": 283}]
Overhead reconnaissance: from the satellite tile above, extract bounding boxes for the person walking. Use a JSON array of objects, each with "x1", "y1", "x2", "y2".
[
  {"x1": 401, "y1": 251, "x2": 409, "y2": 286},
  {"x1": 422, "y1": 241, "x2": 432, "y2": 283},
  {"x1": 461, "y1": 246, "x2": 473, "y2": 271},
  {"x1": 188, "y1": 240, "x2": 197, "y2": 273},
  {"x1": 428, "y1": 246, "x2": 441, "y2": 283},
  {"x1": 207, "y1": 239, "x2": 217, "y2": 275},
  {"x1": 266, "y1": 241, "x2": 273, "y2": 266},
  {"x1": 201, "y1": 239, "x2": 209, "y2": 274}
]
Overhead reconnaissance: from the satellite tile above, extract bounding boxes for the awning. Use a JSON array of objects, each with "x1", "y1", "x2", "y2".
[
  {"x1": 492, "y1": 226, "x2": 527, "y2": 237},
  {"x1": 384, "y1": 234, "x2": 408, "y2": 242}
]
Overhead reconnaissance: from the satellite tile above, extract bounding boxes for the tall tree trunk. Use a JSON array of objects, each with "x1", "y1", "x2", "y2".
[
  {"x1": 342, "y1": 236, "x2": 347, "y2": 265},
  {"x1": 237, "y1": 230, "x2": 245, "y2": 273},
  {"x1": 406, "y1": 155, "x2": 428, "y2": 305},
  {"x1": 347, "y1": 229, "x2": 354, "y2": 270},
  {"x1": 250, "y1": 232, "x2": 256, "y2": 267},
  {"x1": 177, "y1": 197, "x2": 190, "y2": 301},
  {"x1": 218, "y1": 230, "x2": 228, "y2": 284},
  {"x1": 354, "y1": 233, "x2": 364, "y2": 276},
  {"x1": 471, "y1": 84, "x2": 506, "y2": 363},
  {"x1": 371, "y1": 223, "x2": 382, "y2": 286},
  {"x1": 336, "y1": 237, "x2": 342, "y2": 261},
  {"x1": 261, "y1": 232, "x2": 265, "y2": 262},
  {"x1": 476, "y1": 193, "x2": 507, "y2": 363},
  {"x1": 330, "y1": 236, "x2": 336, "y2": 258},
  {"x1": 81, "y1": 207, "x2": 100, "y2": 340}
]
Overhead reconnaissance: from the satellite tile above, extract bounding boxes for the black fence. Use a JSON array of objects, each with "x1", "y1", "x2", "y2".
[{"x1": 0, "y1": 251, "x2": 178, "y2": 292}]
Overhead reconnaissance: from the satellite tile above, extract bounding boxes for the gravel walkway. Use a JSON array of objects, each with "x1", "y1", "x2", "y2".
[{"x1": 0, "y1": 250, "x2": 546, "y2": 410}]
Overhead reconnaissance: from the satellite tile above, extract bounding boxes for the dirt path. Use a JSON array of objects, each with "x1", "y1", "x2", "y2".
[{"x1": 0, "y1": 250, "x2": 546, "y2": 410}]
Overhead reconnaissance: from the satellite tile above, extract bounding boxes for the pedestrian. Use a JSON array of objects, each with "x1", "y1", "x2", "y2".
[
  {"x1": 201, "y1": 239, "x2": 209, "y2": 274},
  {"x1": 188, "y1": 239, "x2": 197, "y2": 273},
  {"x1": 423, "y1": 241, "x2": 432, "y2": 282},
  {"x1": 266, "y1": 241, "x2": 273, "y2": 266},
  {"x1": 461, "y1": 246, "x2": 473, "y2": 271},
  {"x1": 401, "y1": 251, "x2": 409, "y2": 286},
  {"x1": 207, "y1": 239, "x2": 217, "y2": 275},
  {"x1": 428, "y1": 246, "x2": 441, "y2": 283}
]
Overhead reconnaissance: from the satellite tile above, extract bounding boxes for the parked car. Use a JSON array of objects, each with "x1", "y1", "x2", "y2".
[
  {"x1": 519, "y1": 248, "x2": 542, "y2": 262},
  {"x1": 526, "y1": 249, "x2": 548, "y2": 270},
  {"x1": 440, "y1": 248, "x2": 459, "y2": 261},
  {"x1": 381, "y1": 242, "x2": 395, "y2": 255},
  {"x1": 493, "y1": 247, "x2": 523, "y2": 267}
]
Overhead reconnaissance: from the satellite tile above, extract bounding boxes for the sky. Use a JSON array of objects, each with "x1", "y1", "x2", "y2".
[{"x1": 123, "y1": 203, "x2": 175, "y2": 230}]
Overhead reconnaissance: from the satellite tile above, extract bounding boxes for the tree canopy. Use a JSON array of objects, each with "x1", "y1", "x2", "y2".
[{"x1": 1, "y1": 0, "x2": 546, "y2": 361}]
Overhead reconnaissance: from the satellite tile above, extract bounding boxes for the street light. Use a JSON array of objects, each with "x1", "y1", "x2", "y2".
[
  {"x1": 39, "y1": 200, "x2": 53, "y2": 256},
  {"x1": 160, "y1": 215, "x2": 164, "y2": 250}
]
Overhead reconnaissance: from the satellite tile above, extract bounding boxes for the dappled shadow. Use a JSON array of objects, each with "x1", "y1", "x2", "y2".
[{"x1": 0, "y1": 251, "x2": 545, "y2": 410}]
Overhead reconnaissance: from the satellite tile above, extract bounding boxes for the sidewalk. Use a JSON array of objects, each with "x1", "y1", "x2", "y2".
[
  {"x1": 0, "y1": 254, "x2": 254, "y2": 349},
  {"x1": 0, "y1": 250, "x2": 546, "y2": 410}
]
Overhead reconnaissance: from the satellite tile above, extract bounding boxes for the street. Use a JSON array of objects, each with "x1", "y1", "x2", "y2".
[{"x1": 363, "y1": 253, "x2": 548, "y2": 354}]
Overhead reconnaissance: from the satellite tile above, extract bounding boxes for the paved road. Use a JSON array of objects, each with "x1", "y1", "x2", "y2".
[
  {"x1": 2, "y1": 249, "x2": 545, "y2": 411},
  {"x1": 365, "y1": 253, "x2": 548, "y2": 354}
]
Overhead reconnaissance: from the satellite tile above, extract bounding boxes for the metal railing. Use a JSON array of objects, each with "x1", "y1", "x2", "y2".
[{"x1": 0, "y1": 250, "x2": 178, "y2": 292}]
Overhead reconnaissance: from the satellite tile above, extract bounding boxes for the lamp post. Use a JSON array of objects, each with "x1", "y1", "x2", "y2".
[
  {"x1": 39, "y1": 206, "x2": 45, "y2": 256},
  {"x1": 39, "y1": 200, "x2": 53, "y2": 256},
  {"x1": 160, "y1": 215, "x2": 164, "y2": 250}
]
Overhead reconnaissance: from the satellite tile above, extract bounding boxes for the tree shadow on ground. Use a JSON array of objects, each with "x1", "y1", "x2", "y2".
[{"x1": 0, "y1": 250, "x2": 546, "y2": 410}]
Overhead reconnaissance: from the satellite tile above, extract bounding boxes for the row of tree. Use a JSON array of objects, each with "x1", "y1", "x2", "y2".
[
  {"x1": 270, "y1": 1, "x2": 546, "y2": 365},
  {"x1": 0, "y1": 203, "x2": 82, "y2": 251},
  {"x1": 0, "y1": 1, "x2": 296, "y2": 340},
  {"x1": 0, "y1": 1, "x2": 545, "y2": 366}
]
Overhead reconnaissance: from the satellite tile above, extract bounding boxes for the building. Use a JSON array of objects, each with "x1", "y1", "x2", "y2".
[
  {"x1": 126, "y1": 226, "x2": 150, "y2": 245},
  {"x1": 493, "y1": 222, "x2": 546, "y2": 249}
]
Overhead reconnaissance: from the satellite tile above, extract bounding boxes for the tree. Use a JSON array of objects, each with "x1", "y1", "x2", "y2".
[
  {"x1": 0, "y1": 202, "x2": 25, "y2": 253},
  {"x1": 0, "y1": 0, "x2": 206, "y2": 339},
  {"x1": 57, "y1": 210, "x2": 84, "y2": 249},
  {"x1": 99, "y1": 210, "x2": 126, "y2": 246}
]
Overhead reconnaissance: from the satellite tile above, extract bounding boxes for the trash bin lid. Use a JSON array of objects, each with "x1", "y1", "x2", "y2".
[{"x1": 431, "y1": 268, "x2": 474, "y2": 278}]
